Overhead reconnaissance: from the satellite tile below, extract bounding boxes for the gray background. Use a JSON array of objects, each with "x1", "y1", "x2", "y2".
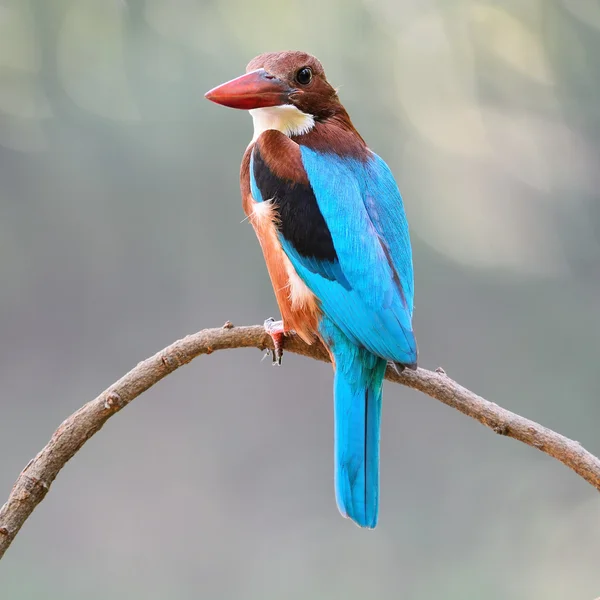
[{"x1": 1, "y1": 0, "x2": 599, "y2": 598}]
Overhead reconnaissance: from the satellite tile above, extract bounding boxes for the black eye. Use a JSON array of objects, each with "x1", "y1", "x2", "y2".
[{"x1": 296, "y1": 67, "x2": 313, "y2": 85}]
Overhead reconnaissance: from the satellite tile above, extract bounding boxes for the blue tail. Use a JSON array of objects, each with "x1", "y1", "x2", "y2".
[{"x1": 331, "y1": 336, "x2": 387, "y2": 529}]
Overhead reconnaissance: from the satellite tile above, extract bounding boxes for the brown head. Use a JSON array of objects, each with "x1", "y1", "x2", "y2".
[{"x1": 205, "y1": 51, "x2": 346, "y2": 123}]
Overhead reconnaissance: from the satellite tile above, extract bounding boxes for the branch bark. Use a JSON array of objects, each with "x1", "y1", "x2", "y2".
[{"x1": 1, "y1": 323, "x2": 599, "y2": 559}]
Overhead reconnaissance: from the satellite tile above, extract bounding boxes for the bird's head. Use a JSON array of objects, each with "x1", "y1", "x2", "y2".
[{"x1": 205, "y1": 51, "x2": 346, "y2": 139}]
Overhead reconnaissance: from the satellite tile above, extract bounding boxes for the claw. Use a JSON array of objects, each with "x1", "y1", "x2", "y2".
[
  {"x1": 264, "y1": 318, "x2": 285, "y2": 365},
  {"x1": 388, "y1": 361, "x2": 417, "y2": 375},
  {"x1": 389, "y1": 361, "x2": 405, "y2": 375}
]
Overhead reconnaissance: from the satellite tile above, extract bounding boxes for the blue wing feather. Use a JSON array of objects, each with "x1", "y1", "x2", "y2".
[
  {"x1": 363, "y1": 154, "x2": 414, "y2": 314},
  {"x1": 249, "y1": 151, "x2": 262, "y2": 203},
  {"x1": 288, "y1": 147, "x2": 416, "y2": 365}
]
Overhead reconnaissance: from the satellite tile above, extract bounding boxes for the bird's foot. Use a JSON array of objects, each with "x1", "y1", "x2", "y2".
[
  {"x1": 263, "y1": 318, "x2": 285, "y2": 366},
  {"x1": 389, "y1": 361, "x2": 405, "y2": 375},
  {"x1": 388, "y1": 361, "x2": 418, "y2": 375}
]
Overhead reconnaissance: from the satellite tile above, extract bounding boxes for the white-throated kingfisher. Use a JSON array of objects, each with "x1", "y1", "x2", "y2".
[{"x1": 206, "y1": 52, "x2": 417, "y2": 528}]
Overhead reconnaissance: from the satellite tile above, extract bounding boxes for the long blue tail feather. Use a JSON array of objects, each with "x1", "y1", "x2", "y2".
[{"x1": 322, "y1": 319, "x2": 387, "y2": 528}]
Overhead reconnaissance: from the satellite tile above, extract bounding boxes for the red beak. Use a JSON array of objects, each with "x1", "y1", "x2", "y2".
[{"x1": 205, "y1": 69, "x2": 292, "y2": 110}]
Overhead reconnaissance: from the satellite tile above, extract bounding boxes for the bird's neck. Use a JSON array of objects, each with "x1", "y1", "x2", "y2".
[
  {"x1": 248, "y1": 104, "x2": 368, "y2": 159},
  {"x1": 292, "y1": 111, "x2": 368, "y2": 159}
]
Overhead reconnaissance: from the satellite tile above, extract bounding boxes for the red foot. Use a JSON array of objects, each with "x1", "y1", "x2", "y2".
[{"x1": 264, "y1": 318, "x2": 285, "y2": 365}]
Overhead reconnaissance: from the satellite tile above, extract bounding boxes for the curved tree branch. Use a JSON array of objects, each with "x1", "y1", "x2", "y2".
[{"x1": 1, "y1": 323, "x2": 599, "y2": 559}]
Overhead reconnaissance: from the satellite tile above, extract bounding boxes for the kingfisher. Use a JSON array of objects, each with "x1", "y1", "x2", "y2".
[{"x1": 205, "y1": 51, "x2": 417, "y2": 528}]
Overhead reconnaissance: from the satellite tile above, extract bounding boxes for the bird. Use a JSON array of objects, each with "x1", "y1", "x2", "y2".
[{"x1": 205, "y1": 51, "x2": 417, "y2": 528}]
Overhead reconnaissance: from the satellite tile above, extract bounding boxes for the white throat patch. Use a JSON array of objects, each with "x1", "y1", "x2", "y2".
[{"x1": 249, "y1": 105, "x2": 315, "y2": 142}]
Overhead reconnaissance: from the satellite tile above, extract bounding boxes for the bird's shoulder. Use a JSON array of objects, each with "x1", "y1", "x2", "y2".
[{"x1": 252, "y1": 130, "x2": 308, "y2": 185}]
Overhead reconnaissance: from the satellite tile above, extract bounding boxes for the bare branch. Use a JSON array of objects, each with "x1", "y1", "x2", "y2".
[{"x1": 1, "y1": 323, "x2": 599, "y2": 559}]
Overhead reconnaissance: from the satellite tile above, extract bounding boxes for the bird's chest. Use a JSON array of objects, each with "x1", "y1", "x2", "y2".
[{"x1": 245, "y1": 191, "x2": 315, "y2": 312}]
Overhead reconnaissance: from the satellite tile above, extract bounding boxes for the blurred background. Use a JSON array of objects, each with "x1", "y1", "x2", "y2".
[{"x1": 1, "y1": 0, "x2": 599, "y2": 598}]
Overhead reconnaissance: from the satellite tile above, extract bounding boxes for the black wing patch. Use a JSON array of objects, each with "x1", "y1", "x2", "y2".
[{"x1": 252, "y1": 145, "x2": 338, "y2": 263}]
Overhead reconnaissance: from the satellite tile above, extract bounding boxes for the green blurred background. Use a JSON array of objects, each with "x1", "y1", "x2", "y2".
[{"x1": 1, "y1": 0, "x2": 599, "y2": 598}]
